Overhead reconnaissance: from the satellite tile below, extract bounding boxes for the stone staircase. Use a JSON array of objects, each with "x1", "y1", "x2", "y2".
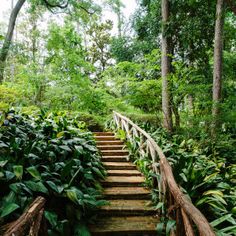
[{"x1": 89, "y1": 132, "x2": 159, "y2": 236}]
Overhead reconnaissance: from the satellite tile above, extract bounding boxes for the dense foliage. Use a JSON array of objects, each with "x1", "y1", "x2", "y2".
[
  {"x1": 113, "y1": 120, "x2": 236, "y2": 235},
  {"x1": 0, "y1": 0, "x2": 236, "y2": 235},
  {"x1": 0, "y1": 111, "x2": 106, "y2": 235}
]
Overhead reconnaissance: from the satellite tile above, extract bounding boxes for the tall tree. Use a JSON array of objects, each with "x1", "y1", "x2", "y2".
[
  {"x1": 161, "y1": 0, "x2": 173, "y2": 132},
  {"x1": 0, "y1": 0, "x2": 26, "y2": 82},
  {"x1": 0, "y1": 0, "x2": 88, "y2": 82},
  {"x1": 212, "y1": 0, "x2": 224, "y2": 133},
  {"x1": 86, "y1": 20, "x2": 113, "y2": 81},
  {"x1": 105, "y1": 0, "x2": 124, "y2": 37}
]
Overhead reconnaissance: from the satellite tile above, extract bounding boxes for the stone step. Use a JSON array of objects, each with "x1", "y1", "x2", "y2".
[
  {"x1": 89, "y1": 216, "x2": 159, "y2": 235},
  {"x1": 99, "y1": 200, "x2": 156, "y2": 216},
  {"x1": 107, "y1": 170, "x2": 142, "y2": 176},
  {"x1": 103, "y1": 162, "x2": 137, "y2": 170},
  {"x1": 96, "y1": 140, "x2": 124, "y2": 146},
  {"x1": 95, "y1": 136, "x2": 117, "y2": 141},
  {"x1": 103, "y1": 187, "x2": 150, "y2": 200},
  {"x1": 101, "y1": 156, "x2": 129, "y2": 162},
  {"x1": 101, "y1": 150, "x2": 129, "y2": 156},
  {"x1": 102, "y1": 176, "x2": 145, "y2": 187},
  {"x1": 94, "y1": 132, "x2": 114, "y2": 136},
  {"x1": 97, "y1": 145, "x2": 124, "y2": 150}
]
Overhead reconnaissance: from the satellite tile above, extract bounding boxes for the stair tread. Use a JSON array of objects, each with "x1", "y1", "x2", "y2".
[
  {"x1": 104, "y1": 187, "x2": 150, "y2": 195},
  {"x1": 96, "y1": 141, "x2": 124, "y2": 145},
  {"x1": 92, "y1": 133, "x2": 158, "y2": 235},
  {"x1": 101, "y1": 199, "x2": 154, "y2": 211},
  {"x1": 97, "y1": 145, "x2": 124, "y2": 149},
  {"x1": 89, "y1": 216, "x2": 159, "y2": 234},
  {"x1": 103, "y1": 162, "x2": 135, "y2": 166},
  {"x1": 103, "y1": 176, "x2": 145, "y2": 183},
  {"x1": 94, "y1": 132, "x2": 114, "y2": 136},
  {"x1": 107, "y1": 170, "x2": 141, "y2": 176},
  {"x1": 101, "y1": 156, "x2": 129, "y2": 162}
]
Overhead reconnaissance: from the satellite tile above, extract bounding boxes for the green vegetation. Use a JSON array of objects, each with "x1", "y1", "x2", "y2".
[
  {"x1": 0, "y1": 111, "x2": 106, "y2": 235},
  {"x1": 0, "y1": 0, "x2": 235, "y2": 235}
]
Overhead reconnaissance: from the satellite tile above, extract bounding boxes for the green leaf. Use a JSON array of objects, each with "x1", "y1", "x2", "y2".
[
  {"x1": 25, "y1": 181, "x2": 48, "y2": 194},
  {"x1": 5, "y1": 171, "x2": 15, "y2": 180},
  {"x1": 0, "y1": 142, "x2": 8, "y2": 148},
  {"x1": 154, "y1": 202, "x2": 164, "y2": 210},
  {"x1": 92, "y1": 167, "x2": 105, "y2": 179},
  {"x1": 59, "y1": 145, "x2": 71, "y2": 152},
  {"x1": 28, "y1": 153, "x2": 39, "y2": 159},
  {"x1": 46, "y1": 181, "x2": 61, "y2": 193},
  {"x1": 204, "y1": 172, "x2": 219, "y2": 182},
  {"x1": 26, "y1": 166, "x2": 41, "y2": 180},
  {"x1": 74, "y1": 223, "x2": 91, "y2": 236},
  {"x1": 0, "y1": 203, "x2": 20, "y2": 217},
  {"x1": 13, "y1": 165, "x2": 23, "y2": 179},
  {"x1": 75, "y1": 145, "x2": 83, "y2": 154},
  {"x1": 156, "y1": 222, "x2": 164, "y2": 234},
  {"x1": 166, "y1": 219, "x2": 176, "y2": 235},
  {"x1": 221, "y1": 225, "x2": 236, "y2": 233},
  {"x1": 179, "y1": 173, "x2": 187, "y2": 182},
  {"x1": 57, "y1": 131, "x2": 65, "y2": 138},
  {"x1": 0, "y1": 160, "x2": 8, "y2": 167},
  {"x1": 203, "y1": 190, "x2": 224, "y2": 197},
  {"x1": 210, "y1": 214, "x2": 232, "y2": 227},
  {"x1": 44, "y1": 211, "x2": 58, "y2": 227},
  {"x1": 66, "y1": 189, "x2": 79, "y2": 204}
]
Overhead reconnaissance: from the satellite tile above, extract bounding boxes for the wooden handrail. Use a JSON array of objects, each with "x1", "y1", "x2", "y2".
[{"x1": 113, "y1": 111, "x2": 215, "y2": 236}]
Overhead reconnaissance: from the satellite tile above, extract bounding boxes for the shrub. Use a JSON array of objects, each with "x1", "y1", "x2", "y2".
[{"x1": 0, "y1": 111, "x2": 106, "y2": 235}]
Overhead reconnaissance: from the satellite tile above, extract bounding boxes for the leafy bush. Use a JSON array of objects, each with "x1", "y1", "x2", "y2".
[
  {"x1": 147, "y1": 127, "x2": 236, "y2": 235},
  {"x1": 0, "y1": 111, "x2": 106, "y2": 235}
]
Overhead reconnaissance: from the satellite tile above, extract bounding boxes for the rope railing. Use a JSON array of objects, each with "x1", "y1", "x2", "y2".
[{"x1": 113, "y1": 111, "x2": 215, "y2": 236}]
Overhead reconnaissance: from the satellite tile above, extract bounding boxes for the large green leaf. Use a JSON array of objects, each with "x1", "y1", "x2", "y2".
[
  {"x1": 44, "y1": 210, "x2": 58, "y2": 227},
  {"x1": 25, "y1": 181, "x2": 48, "y2": 194},
  {"x1": 0, "y1": 160, "x2": 8, "y2": 167},
  {"x1": 26, "y1": 166, "x2": 41, "y2": 180},
  {"x1": 92, "y1": 167, "x2": 105, "y2": 179},
  {"x1": 66, "y1": 189, "x2": 79, "y2": 204},
  {"x1": 13, "y1": 165, "x2": 23, "y2": 179},
  {"x1": 46, "y1": 181, "x2": 64, "y2": 193},
  {"x1": 74, "y1": 223, "x2": 91, "y2": 236},
  {"x1": 211, "y1": 214, "x2": 233, "y2": 227},
  {"x1": 59, "y1": 145, "x2": 71, "y2": 152},
  {"x1": 0, "y1": 142, "x2": 8, "y2": 148},
  {"x1": 0, "y1": 203, "x2": 20, "y2": 217},
  {"x1": 166, "y1": 219, "x2": 176, "y2": 235}
]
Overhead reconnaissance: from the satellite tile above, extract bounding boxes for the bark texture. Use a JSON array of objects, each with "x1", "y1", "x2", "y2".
[
  {"x1": 0, "y1": 0, "x2": 26, "y2": 82},
  {"x1": 161, "y1": 0, "x2": 173, "y2": 132},
  {"x1": 3, "y1": 197, "x2": 46, "y2": 236},
  {"x1": 212, "y1": 0, "x2": 224, "y2": 133}
]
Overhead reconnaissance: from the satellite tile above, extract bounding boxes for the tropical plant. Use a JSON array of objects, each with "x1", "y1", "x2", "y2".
[{"x1": 0, "y1": 110, "x2": 106, "y2": 235}]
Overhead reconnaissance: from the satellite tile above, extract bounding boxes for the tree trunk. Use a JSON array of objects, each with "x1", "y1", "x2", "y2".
[
  {"x1": 117, "y1": 7, "x2": 122, "y2": 37},
  {"x1": 0, "y1": 0, "x2": 26, "y2": 82},
  {"x1": 212, "y1": 0, "x2": 224, "y2": 134},
  {"x1": 3, "y1": 197, "x2": 46, "y2": 236},
  {"x1": 161, "y1": 0, "x2": 173, "y2": 132}
]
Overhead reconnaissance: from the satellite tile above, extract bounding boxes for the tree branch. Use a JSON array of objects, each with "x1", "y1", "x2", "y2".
[
  {"x1": 42, "y1": 0, "x2": 69, "y2": 9},
  {"x1": 0, "y1": 0, "x2": 26, "y2": 82}
]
